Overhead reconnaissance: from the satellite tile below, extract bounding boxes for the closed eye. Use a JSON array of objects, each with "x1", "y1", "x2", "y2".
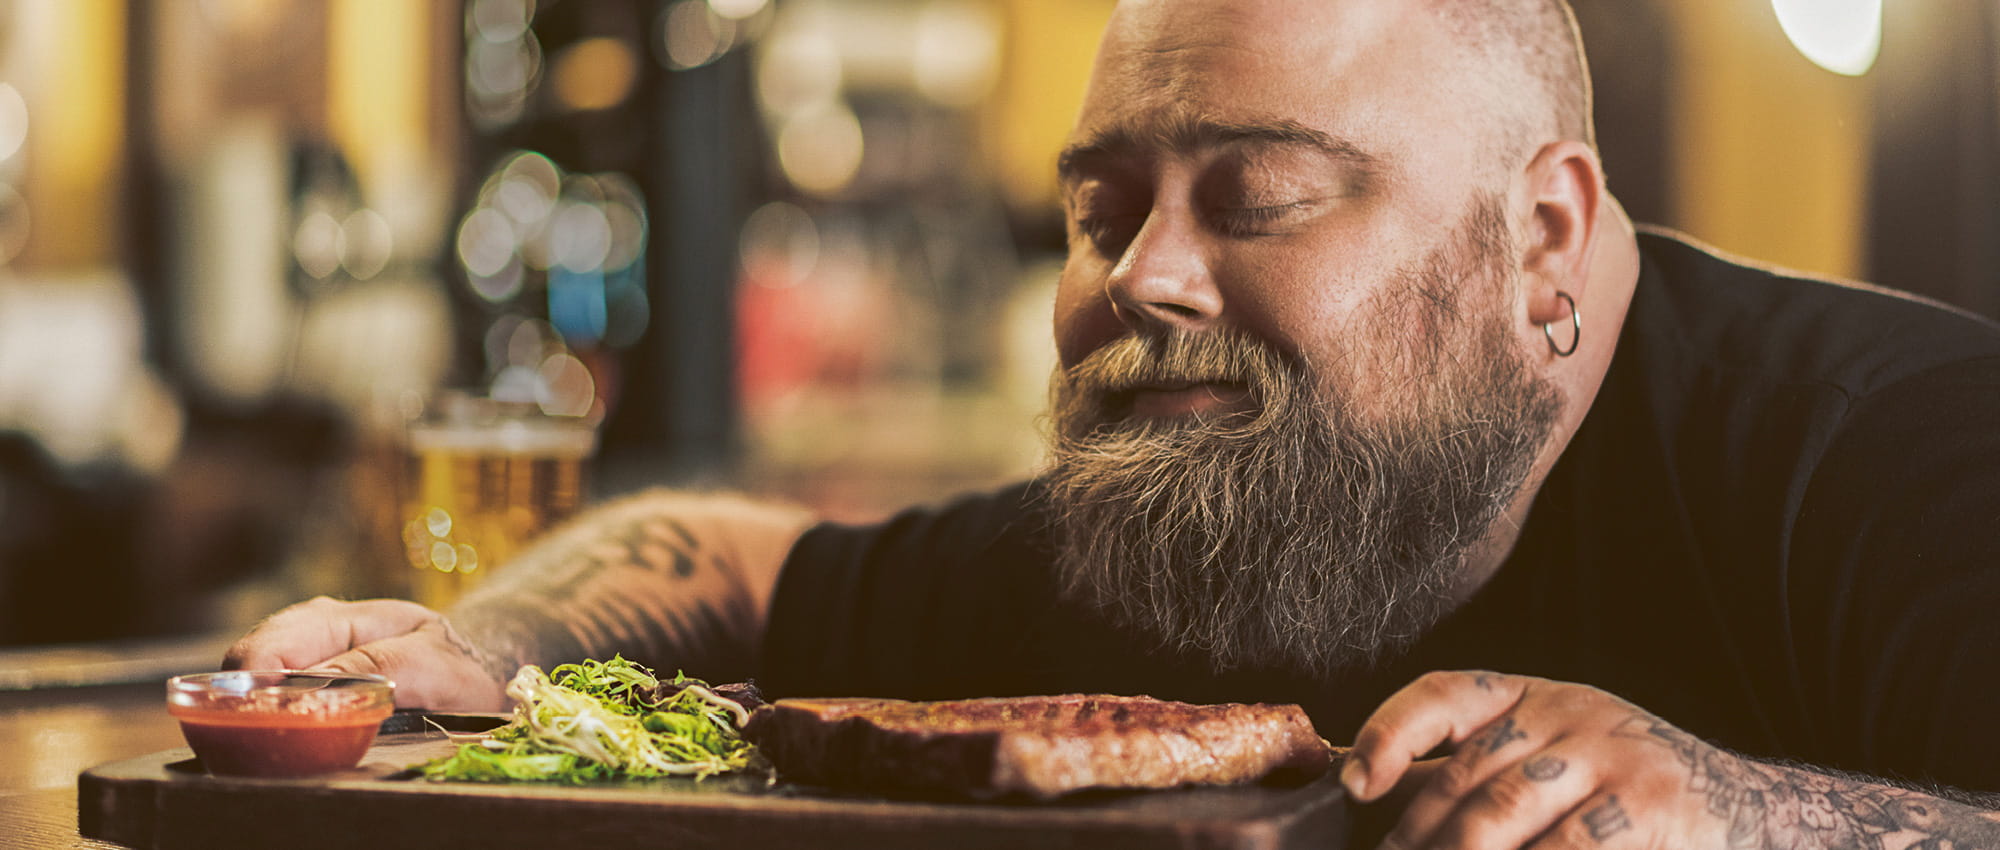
[
  {"x1": 1073, "y1": 213, "x2": 1146, "y2": 253},
  {"x1": 1212, "y1": 200, "x2": 1317, "y2": 236}
]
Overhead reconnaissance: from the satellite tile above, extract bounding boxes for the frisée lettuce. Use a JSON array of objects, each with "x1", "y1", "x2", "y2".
[{"x1": 417, "y1": 655, "x2": 761, "y2": 784}]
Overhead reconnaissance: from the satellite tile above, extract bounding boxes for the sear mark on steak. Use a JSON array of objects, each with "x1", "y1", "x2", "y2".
[{"x1": 741, "y1": 694, "x2": 1334, "y2": 800}]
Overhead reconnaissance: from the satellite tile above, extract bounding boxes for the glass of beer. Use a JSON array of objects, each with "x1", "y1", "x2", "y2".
[{"x1": 400, "y1": 396, "x2": 597, "y2": 610}]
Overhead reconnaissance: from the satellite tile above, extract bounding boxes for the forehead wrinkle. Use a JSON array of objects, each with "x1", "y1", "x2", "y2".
[{"x1": 1058, "y1": 110, "x2": 1382, "y2": 186}]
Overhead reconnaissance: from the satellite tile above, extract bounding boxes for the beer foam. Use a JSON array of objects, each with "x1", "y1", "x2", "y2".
[{"x1": 410, "y1": 418, "x2": 598, "y2": 456}]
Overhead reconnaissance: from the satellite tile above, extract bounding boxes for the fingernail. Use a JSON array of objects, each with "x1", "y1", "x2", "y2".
[{"x1": 1340, "y1": 752, "x2": 1370, "y2": 799}]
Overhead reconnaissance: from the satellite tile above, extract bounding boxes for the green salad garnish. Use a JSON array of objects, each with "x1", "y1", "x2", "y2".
[{"x1": 418, "y1": 655, "x2": 760, "y2": 784}]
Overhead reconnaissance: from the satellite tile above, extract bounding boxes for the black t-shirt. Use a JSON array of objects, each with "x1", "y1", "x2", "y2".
[{"x1": 761, "y1": 230, "x2": 2000, "y2": 790}]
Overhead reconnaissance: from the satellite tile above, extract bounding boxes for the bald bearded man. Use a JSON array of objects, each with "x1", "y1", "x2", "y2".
[{"x1": 230, "y1": 0, "x2": 2000, "y2": 847}]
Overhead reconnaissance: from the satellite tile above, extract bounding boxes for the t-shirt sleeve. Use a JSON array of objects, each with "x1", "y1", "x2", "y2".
[
  {"x1": 756, "y1": 481, "x2": 1053, "y2": 700},
  {"x1": 1789, "y1": 356, "x2": 2000, "y2": 790}
]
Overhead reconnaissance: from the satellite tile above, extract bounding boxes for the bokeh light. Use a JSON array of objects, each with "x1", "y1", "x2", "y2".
[
  {"x1": 740, "y1": 200, "x2": 820, "y2": 286},
  {"x1": 338, "y1": 208, "x2": 393, "y2": 280},
  {"x1": 597, "y1": 173, "x2": 648, "y2": 272},
  {"x1": 1773, "y1": 0, "x2": 1881, "y2": 76},
  {"x1": 456, "y1": 152, "x2": 649, "y2": 359},
  {"x1": 292, "y1": 209, "x2": 343, "y2": 280},
  {"x1": 483, "y1": 314, "x2": 528, "y2": 373},
  {"x1": 456, "y1": 207, "x2": 517, "y2": 278},
  {"x1": 460, "y1": 11, "x2": 540, "y2": 128},
  {"x1": 552, "y1": 37, "x2": 639, "y2": 112},
  {"x1": 474, "y1": 256, "x2": 528, "y2": 304},
  {"x1": 490, "y1": 152, "x2": 562, "y2": 230},
  {"x1": 777, "y1": 102, "x2": 865, "y2": 196},
  {"x1": 469, "y1": 34, "x2": 541, "y2": 97},
  {"x1": 756, "y1": 29, "x2": 843, "y2": 117},
  {"x1": 0, "y1": 84, "x2": 27, "y2": 164},
  {"x1": 469, "y1": 0, "x2": 535, "y2": 44},
  {"x1": 913, "y1": 0, "x2": 1001, "y2": 107},
  {"x1": 426, "y1": 506, "x2": 453, "y2": 538},
  {"x1": 550, "y1": 199, "x2": 612, "y2": 273},
  {"x1": 662, "y1": 0, "x2": 739, "y2": 71},
  {"x1": 548, "y1": 266, "x2": 608, "y2": 345},
  {"x1": 507, "y1": 318, "x2": 562, "y2": 369},
  {"x1": 429, "y1": 540, "x2": 458, "y2": 572},
  {"x1": 407, "y1": 509, "x2": 453, "y2": 573},
  {"x1": 707, "y1": 0, "x2": 769, "y2": 22},
  {"x1": 535, "y1": 352, "x2": 595, "y2": 417},
  {"x1": 491, "y1": 364, "x2": 541, "y2": 404}
]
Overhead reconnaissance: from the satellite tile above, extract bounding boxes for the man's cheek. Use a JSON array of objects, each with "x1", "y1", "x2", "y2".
[{"x1": 1052, "y1": 278, "x2": 1126, "y2": 370}]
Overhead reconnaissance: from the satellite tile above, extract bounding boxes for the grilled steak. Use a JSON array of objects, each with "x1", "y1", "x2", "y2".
[{"x1": 742, "y1": 694, "x2": 1333, "y2": 799}]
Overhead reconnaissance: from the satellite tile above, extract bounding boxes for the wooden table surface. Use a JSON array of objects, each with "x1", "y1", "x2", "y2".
[
  {"x1": 1, "y1": 645, "x2": 1390, "y2": 849},
  {"x1": 0, "y1": 682, "x2": 187, "y2": 848}
]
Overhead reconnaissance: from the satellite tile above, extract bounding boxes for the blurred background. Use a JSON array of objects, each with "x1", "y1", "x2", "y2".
[{"x1": 0, "y1": 0, "x2": 1991, "y2": 652}]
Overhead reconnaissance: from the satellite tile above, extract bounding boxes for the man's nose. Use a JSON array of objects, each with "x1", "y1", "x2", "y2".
[{"x1": 1104, "y1": 209, "x2": 1222, "y2": 332}]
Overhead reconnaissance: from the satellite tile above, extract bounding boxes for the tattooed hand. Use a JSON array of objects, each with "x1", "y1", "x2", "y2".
[
  {"x1": 223, "y1": 491, "x2": 814, "y2": 713},
  {"x1": 1343, "y1": 671, "x2": 2000, "y2": 850},
  {"x1": 224, "y1": 597, "x2": 505, "y2": 711}
]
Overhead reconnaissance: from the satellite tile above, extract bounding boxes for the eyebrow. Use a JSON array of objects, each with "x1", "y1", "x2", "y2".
[{"x1": 1056, "y1": 114, "x2": 1381, "y2": 185}]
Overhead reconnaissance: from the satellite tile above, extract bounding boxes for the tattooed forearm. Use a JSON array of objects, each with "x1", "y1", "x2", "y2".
[
  {"x1": 1615, "y1": 715, "x2": 2000, "y2": 850},
  {"x1": 445, "y1": 491, "x2": 814, "y2": 684}
]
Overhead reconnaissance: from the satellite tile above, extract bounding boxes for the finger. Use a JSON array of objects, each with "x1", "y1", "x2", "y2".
[
  {"x1": 223, "y1": 597, "x2": 443, "y2": 671},
  {"x1": 1345, "y1": 670, "x2": 1535, "y2": 802},
  {"x1": 1525, "y1": 791, "x2": 1639, "y2": 850},
  {"x1": 313, "y1": 621, "x2": 506, "y2": 711},
  {"x1": 1385, "y1": 712, "x2": 1563, "y2": 848},
  {"x1": 1379, "y1": 757, "x2": 1448, "y2": 809},
  {"x1": 1349, "y1": 757, "x2": 1447, "y2": 850},
  {"x1": 1396, "y1": 743, "x2": 1601, "y2": 850}
]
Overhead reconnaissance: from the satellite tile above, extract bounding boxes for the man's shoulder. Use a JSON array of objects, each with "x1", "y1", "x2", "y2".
[
  {"x1": 1633, "y1": 227, "x2": 2000, "y2": 396},
  {"x1": 811, "y1": 480, "x2": 1045, "y2": 546},
  {"x1": 784, "y1": 480, "x2": 1051, "y2": 584}
]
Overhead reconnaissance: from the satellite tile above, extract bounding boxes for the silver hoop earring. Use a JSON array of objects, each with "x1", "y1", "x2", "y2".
[{"x1": 1544, "y1": 291, "x2": 1580, "y2": 357}]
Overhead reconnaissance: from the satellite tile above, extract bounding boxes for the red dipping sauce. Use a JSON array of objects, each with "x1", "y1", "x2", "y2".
[{"x1": 166, "y1": 671, "x2": 395, "y2": 778}]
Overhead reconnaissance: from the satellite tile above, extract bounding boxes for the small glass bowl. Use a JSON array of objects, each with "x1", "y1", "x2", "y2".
[{"x1": 166, "y1": 671, "x2": 396, "y2": 777}]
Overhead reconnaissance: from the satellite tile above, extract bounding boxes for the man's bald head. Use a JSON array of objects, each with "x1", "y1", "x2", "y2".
[
  {"x1": 1076, "y1": 0, "x2": 1597, "y2": 206},
  {"x1": 1426, "y1": 0, "x2": 1596, "y2": 160}
]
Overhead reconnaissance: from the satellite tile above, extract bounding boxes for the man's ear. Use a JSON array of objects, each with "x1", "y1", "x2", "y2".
[{"x1": 1518, "y1": 140, "x2": 1604, "y2": 325}]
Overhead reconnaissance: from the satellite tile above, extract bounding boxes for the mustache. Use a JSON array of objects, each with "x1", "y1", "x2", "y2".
[{"x1": 1057, "y1": 329, "x2": 1305, "y2": 427}]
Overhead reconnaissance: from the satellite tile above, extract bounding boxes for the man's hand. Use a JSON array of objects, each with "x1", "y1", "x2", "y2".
[
  {"x1": 1343, "y1": 670, "x2": 2000, "y2": 850},
  {"x1": 223, "y1": 596, "x2": 506, "y2": 711}
]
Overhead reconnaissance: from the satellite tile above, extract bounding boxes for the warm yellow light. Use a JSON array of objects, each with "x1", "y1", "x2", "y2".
[
  {"x1": 777, "y1": 103, "x2": 864, "y2": 196},
  {"x1": 0, "y1": 84, "x2": 27, "y2": 163},
  {"x1": 706, "y1": 0, "x2": 768, "y2": 21},
  {"x1": 330, "y1": 0, "x2": 428, "y2": 191},
  {"x1": 552, "y1": 38, "x2": 638, "y2": 112},
  {"x1": 24, "y1": 0, "x2": 125, "y2": 268},
  {"x1": 1772, "y1": 0, "x2": 1881, "y2": 76},
  {"x1": 987, "y1": 0, "x2": 1117, "y2": 211}
]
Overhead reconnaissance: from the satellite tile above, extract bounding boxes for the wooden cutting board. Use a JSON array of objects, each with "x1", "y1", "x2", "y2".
[{"x1": 79, "y1": 716, "x2": 1350, "y2": 850}]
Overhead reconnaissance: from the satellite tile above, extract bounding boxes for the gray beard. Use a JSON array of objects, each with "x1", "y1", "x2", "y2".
[{"x1": 1044, "y1": 213, "x2": 1561, "y2": 677}]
